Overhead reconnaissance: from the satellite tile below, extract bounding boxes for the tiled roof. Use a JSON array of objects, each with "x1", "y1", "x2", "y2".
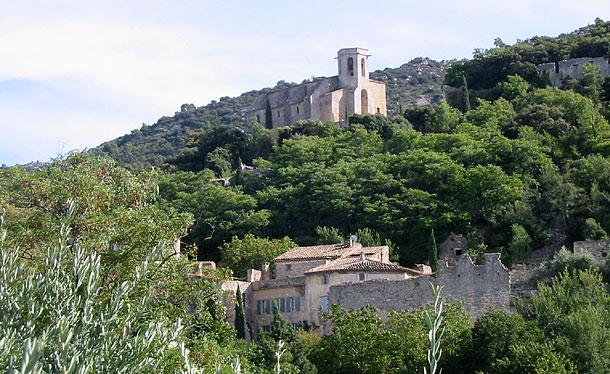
[
  {"x1": 356, "y1": 246, "x2": 385, "y2": 254},
  {"x1": 275, "y1": 243, "x2": 355, "y2": 261},
  {"x1": 305, "y1": 257, "x2": 417, "y2": 274}
]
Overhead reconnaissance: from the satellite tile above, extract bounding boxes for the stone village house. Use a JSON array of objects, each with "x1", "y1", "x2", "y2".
[
  {"x1": 222, "y1": 237, "x2": 512, "y2": 339},
  {"x1": 245, "y1": 48, "x2": 387, "y2": 128}
]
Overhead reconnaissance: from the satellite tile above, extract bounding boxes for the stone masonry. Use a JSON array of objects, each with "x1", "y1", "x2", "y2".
[
  {"x1": 328, "y1": 253, "x2": 511, "y2": 321},
  {"x1": 245, "y1": 48, "x2": 387, "y2": 128},
  {"x1": 537, "y1": 56, "x2": 610, "y2": 88}
]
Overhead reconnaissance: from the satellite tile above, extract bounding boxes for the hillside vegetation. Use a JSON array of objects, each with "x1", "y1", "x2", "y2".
[
  {"x1": 3, "y1": 18, "x2": 610, "y2": 373},
  {"x1": 95, "y1": 59, "x2": 447, "y2": 170}
]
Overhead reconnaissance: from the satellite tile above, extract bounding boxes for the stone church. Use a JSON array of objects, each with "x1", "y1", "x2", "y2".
[{"x1": 245, "y1": 48, "x2": 387, "y2": 128}]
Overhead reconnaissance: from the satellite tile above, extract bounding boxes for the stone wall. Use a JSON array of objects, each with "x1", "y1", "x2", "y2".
[
  {"x1": 221, "y1": 280, "x2": 251, "y2": 332},
  {"x1": 537, "y1": 57, "x2": 610, "y2": 88},
  {"x1": 573, "y1": 239, "x2": 610, "y2": 260},
  {"x1": 369, "y1": 81, "x2": 387, "y2": 115},
  {"x1": 328, "y1": 253, "x2": 510, "y2": 320},
  {"x1": 275, "y1": 259, "x2": 327, "y2": 279}
]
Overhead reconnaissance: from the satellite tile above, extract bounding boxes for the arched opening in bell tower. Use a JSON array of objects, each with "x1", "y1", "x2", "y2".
[
  {"x1": 361, "y1": 58, "x2": 366, "y2": 77},
  {"x1": 361, "y1": 89, "x2": 369, "y2": 114},
  {"x1": 347, "y1": 57, "x2": 354, "y2": 76}
]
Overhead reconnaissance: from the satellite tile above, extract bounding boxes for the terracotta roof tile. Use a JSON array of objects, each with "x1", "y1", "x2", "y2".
[
  {"x1": 305, "y1": 257, "x2": 417, "y2": 274},
  {"x1": 275, "y1": 243, "x2": 355, "y2": 261}
]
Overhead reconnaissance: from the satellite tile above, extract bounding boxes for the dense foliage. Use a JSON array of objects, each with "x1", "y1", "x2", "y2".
[
  {"x1": 445, "y1": 18, "x2": 610, "y2": 90},
  {"x1": 6, "y1": 18, "x2": 610, "y2": 373},
  {"x1": 155, "y1": 72, "x2": 610, "y2": 267}
]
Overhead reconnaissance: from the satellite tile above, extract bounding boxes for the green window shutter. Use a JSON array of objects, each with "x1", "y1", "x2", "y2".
[
  {"x1": 295, "y1": 296, "x2": 301, "y2": 311},
  {"x1": 257, "y1": 300, "x2": 261, "y2": 315}
]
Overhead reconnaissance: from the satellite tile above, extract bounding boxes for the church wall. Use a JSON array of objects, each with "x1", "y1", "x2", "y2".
[
  {"x1": 319, "y1": 89, "x2": 344, "y2": 123},
  {"x1": 369, "y1": 81, "x2": 387, "y2": 115},
  {"x1": 244, "y1": 48, "x2": 387, "y2": 127}
]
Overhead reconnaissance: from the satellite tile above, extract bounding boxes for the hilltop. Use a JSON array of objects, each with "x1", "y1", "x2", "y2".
[{"x1": 94, "y1": 58, "x2": 447, "y2": 169}]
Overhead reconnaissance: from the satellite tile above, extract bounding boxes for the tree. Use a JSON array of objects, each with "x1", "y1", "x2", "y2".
[
  {"x1": 0, "y1": 215, "x2": 187, "y2": 373},
  {"x1": 507, "y1": 223, "x2": 533, "y2": 261},
  {"x1": 462, "y1": 75, "x2": 471, "y2": 112},
  {"x1": 0, "y1": 153, "x2": 192, "y2": 282},
  {"x1": 428, "y1": 100, "x2": 462, "y2": 133},
  {"x1": 518, "y1": 269, "x2": 610, "y2": 373},
  {"x1": 311, "y1": 305, "x2": 399, "y2": 374},
  {"x1": 429, "y1": 228, "x2": 439, "y2": 271},
  {"x1": 498, "y1": 74, "x2": 529, "y2": 100},
  {"x1": 257, "y1": 304, "x2": 317, "y2": 374},
  {"x1": 315, "y1": 226, "x2": 343, "y2": 244},
  {"x1": 158, "y1": 170, "x2": 271, "y2": 261},
  {"x1": 235, "y1": 286, "x2": 246, "y2": 340},
  {"x1": 266, "y1": 100, "x2": 274, "y2": 129},
  {"x1": 471, "y1": 310, "x2": 545, "y2": 372},
  {"x1": 220, "y1": 234, "x2": 296, "y2": 278}
]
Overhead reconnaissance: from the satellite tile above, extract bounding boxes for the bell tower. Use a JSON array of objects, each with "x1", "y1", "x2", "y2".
[{"x1": 337, "y1": 48, "x2": 370, "y2": 88}]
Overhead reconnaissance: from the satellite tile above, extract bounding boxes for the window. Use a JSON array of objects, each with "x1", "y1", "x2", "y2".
[
  {"x1": 361, "y1": 58, "x2": 365, "y2": 77},
  {"x1": 293, "y1": 322, "x2": 301, "y2": 330},
  {"x1": 263, "y1": 325, "x2": 271, "y2": 333},
  {"x1": 359, "y1": 272, "x2": 366, "y2": 281},
  {"x1": 347, "y1": 57, "x2": 354, "y2": 76},
  {"x1": 296, "y1": 106, "x2": 300, "y2": 114},
  {"x1": 377, "y1": 107, "x2": 381, "y2": 114},
  {"x1": 320, "y1": 296, "x2": 329, "y2": 312},
  {"x1": 256, "y1": 114, "x2": 260, "y2": 123},
  {"x1": 257, "y1": 300, "x2": 261, "y2": 315},
  {"x1": 285, "y1": 264, "x2": 291, "y2": 271},
  {"x1": 277, "y1": 110, "x2": 280, "y2": 118},
  {"x1": 322, "y1": 274, "x2": 329, "y2": 284}
]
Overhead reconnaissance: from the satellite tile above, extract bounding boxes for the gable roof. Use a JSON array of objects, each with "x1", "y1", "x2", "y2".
[
  {"x1": 275, "y1": 243, "x2": 358, "y2": 262},
  {"x1": 275, "y1": 243, "x2": 389, "y2": 262},
  {"x1": 304, "y1": 257, "x2": 418, "y2": 275}
]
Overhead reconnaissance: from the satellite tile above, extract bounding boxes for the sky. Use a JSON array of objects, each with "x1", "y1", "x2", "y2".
[{"x1": 1, "y1": 1, "x2": 609, "y2": 165}]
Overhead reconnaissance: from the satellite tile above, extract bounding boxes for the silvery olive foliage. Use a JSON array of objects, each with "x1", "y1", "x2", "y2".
[
  {"x1": 0, "y1": 205, "x2": 191, "y2": 374},
  {"x1": 424, "y1": 283, "x2": 445, "y2": 374}
]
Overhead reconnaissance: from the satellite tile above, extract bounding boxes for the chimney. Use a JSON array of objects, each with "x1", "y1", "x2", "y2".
[
  {"x1": 261, "y1": 262, "x2": 270, "y2": 281},
  {"x1": 360, "y1": 253, "x2": 366, "y2": 261},
  {"x1": 347, "y1": 235, "x2": 358, "y2": 247}
]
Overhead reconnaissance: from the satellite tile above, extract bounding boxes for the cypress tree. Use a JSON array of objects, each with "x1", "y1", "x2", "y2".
[
  {"x1": 429, "y1": 228, "x2": 439, "y2": 272},
  {"x1": 462, "y1": 75, "x2": 471, "y2": 112},
  {"x1": 234, "y1": 285, "x2": 246, "y2": 339},
  {"x1": 265, "y1": 100, "x2": 274, "y2": 129}
]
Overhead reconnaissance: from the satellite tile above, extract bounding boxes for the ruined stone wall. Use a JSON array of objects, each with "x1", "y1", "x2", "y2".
[
  {"x1": 574, "y1": 239, "x2": 610, "y2": 260},
  {"x1": 328, "y1": 253, "x2": 510, "y2": 320},
  {"x1": 221, "y1": 280, "x2": 251, "y2": 332},
  {"x1": 537, "y1": 57, "x2": 610, "y2": 87}
]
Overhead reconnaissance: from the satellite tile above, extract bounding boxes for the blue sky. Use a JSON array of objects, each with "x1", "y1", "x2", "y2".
[{"x1": 1, "y1": 1, "x2": 609, "y2": 165}]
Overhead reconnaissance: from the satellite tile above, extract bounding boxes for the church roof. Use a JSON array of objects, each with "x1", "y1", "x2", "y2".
[
  {"x1": 304, "y1": 257, "x2": 417, "y2": 274},
  {"x1": 246, "y1": 76, "x2": 339, "y2": 111}
]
